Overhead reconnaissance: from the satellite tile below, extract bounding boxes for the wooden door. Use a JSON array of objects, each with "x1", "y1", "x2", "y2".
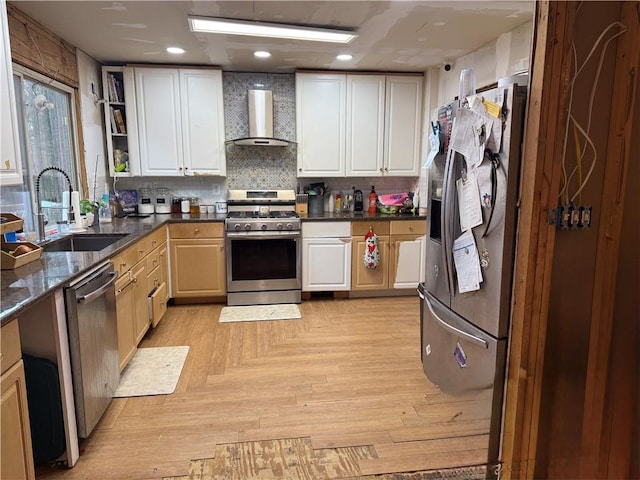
[
  {"x1": 351, "y1": 235, "x2": 389, "y2": 290},
  {"x1": 1, "y1": 360, "x2": 35, "y2": 480},
  {"x1": 170, "y1": 238, "x2": 226, "y2": 297}
]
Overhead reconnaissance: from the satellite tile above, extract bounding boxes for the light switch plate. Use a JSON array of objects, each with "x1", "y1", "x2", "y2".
[{"x1": 212, "y1": 184, "x2": 220, "y2": 196}]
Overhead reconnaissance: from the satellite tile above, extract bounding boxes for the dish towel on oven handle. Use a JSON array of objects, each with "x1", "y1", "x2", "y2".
[{"x1": 363, "y1": 229, "x2": 380, "y2": 269}]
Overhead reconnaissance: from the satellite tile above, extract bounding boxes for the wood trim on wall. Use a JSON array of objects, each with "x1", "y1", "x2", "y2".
[
  {"x1": 578, "y1": 3, "x2": 640, "y2": 477},
  {"x1": 500, "y1": 2, "x2": 575, "y2": 478},
  {"x1": 7, "y1": 4, "x2": 78, "y2": 88}
]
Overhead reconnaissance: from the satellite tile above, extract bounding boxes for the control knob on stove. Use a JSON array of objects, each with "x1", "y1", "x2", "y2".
[
  {"x1": 234, "y1": 223, "x2": 241, "y2": 231},
  {"x1": 244, "y1": 223, "x2": 251, "y2": 231},
  {"x1": 276, "y1": 223, "x2": 284, "y2": 230},
  {"x1": 286, "y1": 223, "x2": 293, "y2": 230},
  {"x1": 260, "y1": 223, "x2": 268, "y2": 230}
]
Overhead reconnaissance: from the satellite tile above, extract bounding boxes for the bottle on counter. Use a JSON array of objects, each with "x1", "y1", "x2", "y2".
[
  {"x1": 368, "y1": 186, "x2": 377, "y2": 214},
  {"x1": 334, "y1": 192, "x2": 342, "y2": 214},
  {"x1": 98, "y1": 193, "x2": 112, "y2": 223}
]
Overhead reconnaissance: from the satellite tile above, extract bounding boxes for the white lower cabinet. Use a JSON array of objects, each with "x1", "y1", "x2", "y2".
[{"x1": 302, "y1": 222, "x2": 351, "y2": 291}]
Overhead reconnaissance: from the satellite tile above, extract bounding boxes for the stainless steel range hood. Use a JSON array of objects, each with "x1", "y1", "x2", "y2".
[{"x1": 229, "y1": 90, "x2": 294, "y2": 147}]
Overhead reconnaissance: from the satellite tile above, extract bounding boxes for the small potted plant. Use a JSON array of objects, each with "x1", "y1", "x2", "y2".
[{"x1": 79, "y1": 199, "x2": 97, "y2": 227}]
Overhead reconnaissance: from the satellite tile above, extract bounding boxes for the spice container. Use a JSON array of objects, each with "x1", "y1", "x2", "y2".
[
  {"x1": 189, "y1": 197, "x2": 199, "y2": 215},
  {"x1": 172, "y1": 197, "x2": 181, "y2": 214},
  {"x1": 180, "y1": 199, "x2": 190, "y2": 214}
]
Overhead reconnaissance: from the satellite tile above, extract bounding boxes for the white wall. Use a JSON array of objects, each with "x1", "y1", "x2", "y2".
[{"x1": 76, "y1": 49, "x2": 108, "y2": 201}]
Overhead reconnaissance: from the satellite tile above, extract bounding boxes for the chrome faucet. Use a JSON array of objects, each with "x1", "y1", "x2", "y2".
[{"x1": 35, "y1": 166, "x2": 74, "y2": 242}]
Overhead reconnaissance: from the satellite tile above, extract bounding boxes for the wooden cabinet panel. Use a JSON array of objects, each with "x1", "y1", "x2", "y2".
[
  {"x1": 131, "y1": 261, "x2": 149, "y2": 345},
  {"x1": 149, "y1": 283, "x2": 168, "y2": 328},
  {"x1": 169, "y1": 221, "x2": 223, "y2": 239},
  {"x1": 351, "y1": 235, "x2": 389, "y2": 290},
  {"x1": 302, "y1": 238, "x2": 352, "y2": 291},
  {"x1": 1, "y1": 360, "x2": 35, "y2": 480},
  {"x1": 114, "y1": 273, "x2": 136, "y2": 371},
  {"x1": 170, "y1": 239, "x2": 225, "y2": 297},
  {"x1": 1, "y1": 320, "x2": 21, "y2": 373},
  {"x1": 351, "y1": 220, "x2": 425, "y2": 291},
  {"x1": 1, "y1": 320, "x2": 34, "y2": 480}
]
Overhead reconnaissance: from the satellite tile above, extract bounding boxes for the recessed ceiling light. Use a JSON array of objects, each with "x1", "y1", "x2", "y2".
[
  {"x1": 188, "y1": 16, "x2": 357, "y2": 44},
  {"x1": 166, "y1": 47, "x2": 185, "y2": 54},
  {"x1": 336, "y1": 54, "x2": 353, "y2": 61},
  {"x1": 254, "y1": 51, "x2": 271, "y2": 58},
  {"x1": 432, "y1": 21, "x2": 447, "y2": 27}
]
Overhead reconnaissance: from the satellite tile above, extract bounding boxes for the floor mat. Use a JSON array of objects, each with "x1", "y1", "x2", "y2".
[
  {"x1": 218, "y1": 304, "x2": 301, "y2": 323},
  {"x1": 113, "y1": 346, "x2": 189, "y2": 397}
]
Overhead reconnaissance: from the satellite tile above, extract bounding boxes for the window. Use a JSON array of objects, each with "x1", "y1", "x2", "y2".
[{"x1": 0, "y1": 65, "x2": 80, "y2": 235}]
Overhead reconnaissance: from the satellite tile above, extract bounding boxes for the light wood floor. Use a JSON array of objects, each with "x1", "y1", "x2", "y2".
[{"x1": 37, "y1": 297, "x2": 491, "y2": 479}]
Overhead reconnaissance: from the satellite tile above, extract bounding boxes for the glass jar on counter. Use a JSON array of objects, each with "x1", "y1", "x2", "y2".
[
  {"x1": 189, "y1": 197, "x2": 200, "y2": 215},
  {"x1": 138, "y1": 188, "x2": 154, "y2": 214},
  {"x1": 155, "y1": 188, "x2": 171, "y2": 214},
  {"x1": 172, "y1": 197, "x2": 182, "y2": 214}
]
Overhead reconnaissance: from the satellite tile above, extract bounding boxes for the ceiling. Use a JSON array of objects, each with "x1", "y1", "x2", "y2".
[{"x1": 10, "y1": 1, "x2": 534, "y2": 73}]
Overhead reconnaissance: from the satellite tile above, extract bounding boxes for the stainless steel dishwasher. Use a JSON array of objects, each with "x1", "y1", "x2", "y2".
[{"x1": 64, "y1": 261, "x2": 119, "y2": 438}]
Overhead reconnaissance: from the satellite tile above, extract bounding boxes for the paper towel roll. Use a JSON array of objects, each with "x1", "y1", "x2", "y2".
[{"x1": 69, "y1": 191, "x2": 85, "y2": 232}]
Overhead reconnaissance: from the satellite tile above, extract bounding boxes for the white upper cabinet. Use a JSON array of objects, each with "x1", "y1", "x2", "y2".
[
  {"x1": 297, "y1": 72, "x2": 423, "y2": 178},
  {"x1": 179, "y1": 69, "x2": 226, "y2": 176},
  {"x1": 0, "y1": 0, "x2": 23, "y2": 186},
  {"x1": 296, "y1": 73, "x2": 346, "y2": 177},
  {"x1": 346, "y1": 75, "x2": 386, "y2": 177},
  {"x1": 135, "y1": 67, "x2": 225, "y2": 177},
  {"x1": 383, "y1": 75, "x2": 423, "y2": 176}
]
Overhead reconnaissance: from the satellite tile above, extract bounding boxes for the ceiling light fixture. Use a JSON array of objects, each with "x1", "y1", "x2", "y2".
[
  {"x1": 336, "y1": 54, "x2": 353, "y2": 61},
  {"x1": 188, "y1": 16, "x2": 357, "y2": 44},
  {"x1": 166, "y1": 47, "x2": 185, "y2": 54},
  {"x1": 254, "y1": 51, "x2": 271, "y2": 58}
]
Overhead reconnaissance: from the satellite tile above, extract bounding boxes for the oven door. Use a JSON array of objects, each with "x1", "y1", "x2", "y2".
[{"x1": 226, "y1": 231, "x2": 301, "y2": 293}]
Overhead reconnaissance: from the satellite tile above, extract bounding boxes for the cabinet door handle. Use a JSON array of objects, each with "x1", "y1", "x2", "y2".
[
  {"x1": 220, "y1": 244, "x2": 224, "y2": 251},
  {"x1": 194, "y1": 228, "x2": 200, "y2": 234},
  {"x1": 379, "y1": 167, "x2": 383, "y2": 172},
  {"x1": 152, "y1": 240, "x2": 157, "y2": 246},
  {"x1": 340, "y1": 238, "x2": 351, "y2": 244},
  {"x1": 133, "y1": 277, "x2": 138, "y2": 283},
  {"x1": 384, "y1": 167, "x2": 389, "y2": 172}
]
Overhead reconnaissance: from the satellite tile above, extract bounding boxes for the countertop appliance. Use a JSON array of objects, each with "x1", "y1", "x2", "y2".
[
  {"x1": 420, "y1": 84, "x2": 527, "y2": 467},
  {"x1": 64, "y1": 261, "x2": 119, "y2": 438},
  {"x1": 225, "y1": 190, "x2": 301, "y2": 306}
]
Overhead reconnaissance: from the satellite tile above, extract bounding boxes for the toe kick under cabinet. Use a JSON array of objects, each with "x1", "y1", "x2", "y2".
[{"x1": 112, "y1": 226, "x2": 168, "y2": 371}]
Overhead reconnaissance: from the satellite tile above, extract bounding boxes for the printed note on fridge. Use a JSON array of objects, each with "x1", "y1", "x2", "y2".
[
  {"x1": 457, "y1": 169, "x2": 483, "y2": 232},
  {"x1": 453, "y1": 230, "x2": 482, "y2": 293}
]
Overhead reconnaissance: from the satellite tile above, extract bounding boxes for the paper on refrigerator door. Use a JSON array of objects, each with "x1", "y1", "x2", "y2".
[
  {"x1": 457, "y1": 169, "x2": 483, "y2": 232},
  {"x1": 453, "y1": 229, "x2": 482, "y2": 293}
]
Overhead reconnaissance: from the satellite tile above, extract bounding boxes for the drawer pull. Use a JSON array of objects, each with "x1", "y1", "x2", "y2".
[
  {"x1": 152, "y1": 240, "x2": 157, "y2": 246},
  {"x1": 194, "y1": 228, "x2": 200, "y2": 233}
]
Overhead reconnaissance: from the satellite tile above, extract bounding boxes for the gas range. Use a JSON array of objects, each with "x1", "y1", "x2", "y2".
[{"x1": 224, "y1": 190, "x2": 300, "y2": 232}]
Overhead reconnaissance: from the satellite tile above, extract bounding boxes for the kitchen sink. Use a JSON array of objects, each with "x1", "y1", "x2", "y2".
[{"x1": 41, "y1": 233, "x2": 129, "y2": 252}]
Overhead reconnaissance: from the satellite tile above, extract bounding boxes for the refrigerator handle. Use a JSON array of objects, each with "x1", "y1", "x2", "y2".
[
  {"x1": 442, "y1": 146, "x2": 456, "y2": 296},
  {"x1": 425, "y1": 295, "x2": 489, "y2": 349}
]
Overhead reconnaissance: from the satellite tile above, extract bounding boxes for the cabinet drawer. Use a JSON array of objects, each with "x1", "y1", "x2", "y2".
[
  {"x1": 146, "y1": 226, "x2": 167, "y2": 252},
  {"x1": 146, "y1": 264, "x2": 161, "y2": 294},
  {"x1": 112, "y1": 245, "x2": 139, "y2": 276},
  {"x1": 352, "y1": 220, "x2": 390, "y2": 237},
  {"x1": 1, "y1": 320, "x2": 21, "y2": 374},
  {"x1": 303, "y1": 221, "x2": 351, "y2": 238},
  {"x1": 170, "y1": 222, "x2": 223, "y2": 239},
  {"x1": 146, "y1": 248, "x2": 161, "y2": 273},
  {"x1": 390, "y1": 220, "x2": 426, "y2": 236},
  {"x1": 148, "y1": 282, "x2": 168, "y2": 328}
]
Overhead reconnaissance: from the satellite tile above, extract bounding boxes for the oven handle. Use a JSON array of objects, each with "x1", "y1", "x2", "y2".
[{"x1": 226, "y1": 231, "x2": 301, "y2": 240}]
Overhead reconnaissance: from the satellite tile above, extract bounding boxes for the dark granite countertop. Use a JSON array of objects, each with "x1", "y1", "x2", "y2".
[{"x1": 0, "y1": 211, "x2": 425, "y2": 326}]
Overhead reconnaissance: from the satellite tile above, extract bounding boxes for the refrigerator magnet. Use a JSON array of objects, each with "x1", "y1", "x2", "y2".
[{"x1": 453, "y1": 342, "x2": 468, "y2": 368}]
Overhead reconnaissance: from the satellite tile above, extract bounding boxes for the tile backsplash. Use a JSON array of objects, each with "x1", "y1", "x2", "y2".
[{"x1": 116, "y1": 72, "x2": 418, "y2": 202}]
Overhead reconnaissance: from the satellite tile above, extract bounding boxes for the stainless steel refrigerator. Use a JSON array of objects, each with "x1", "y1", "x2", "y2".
[{"x1": 419, "y1": 83, "x2": 527, "y2": 465}]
